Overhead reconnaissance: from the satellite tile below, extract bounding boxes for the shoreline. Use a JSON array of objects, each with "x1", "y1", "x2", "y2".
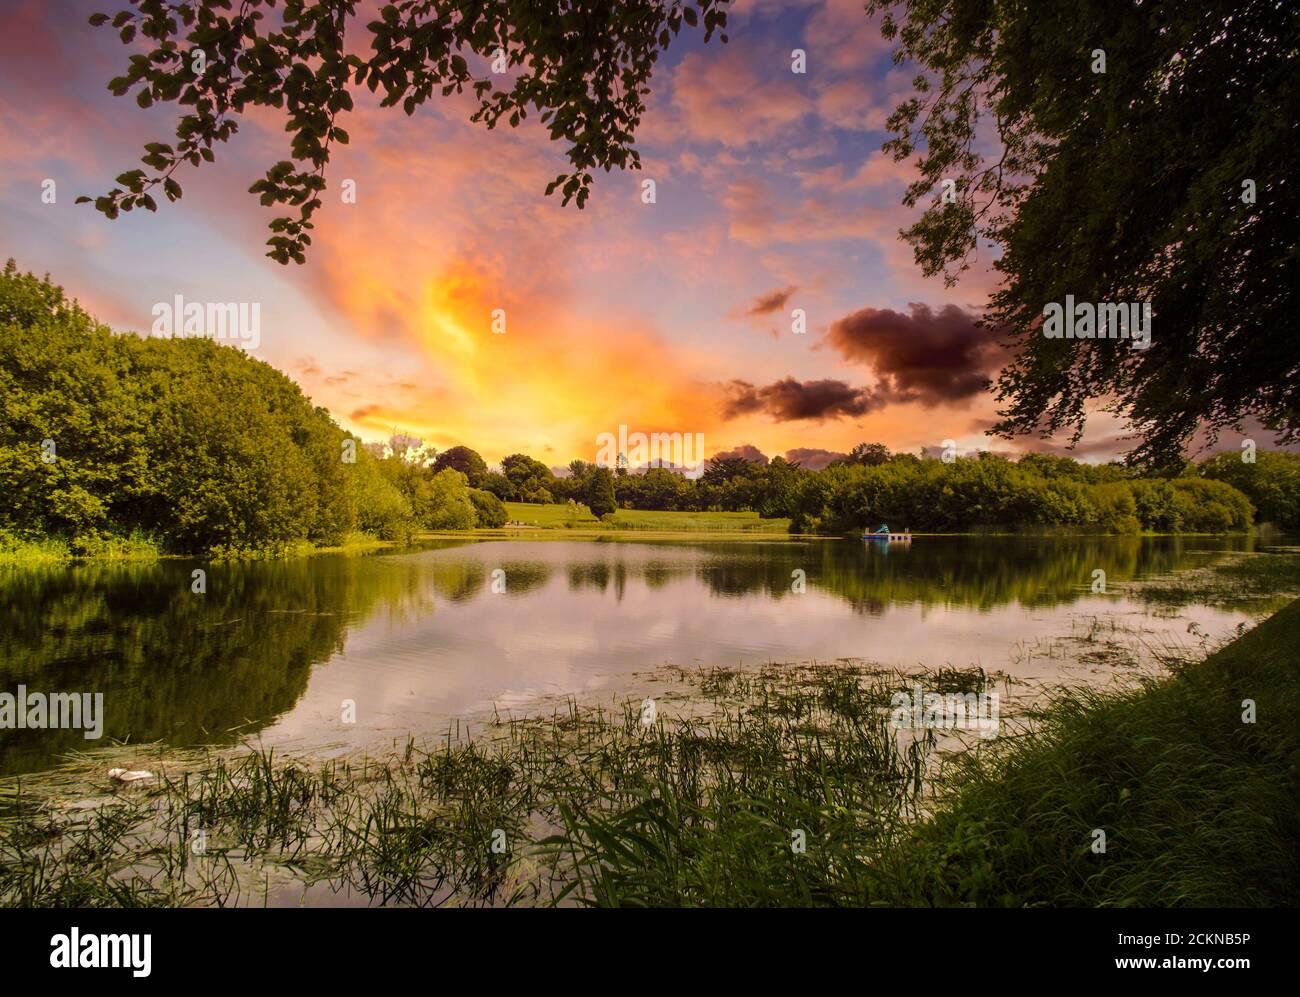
[{"x1": 1, "y1": 525, "x2": 1279, "y2": 567}]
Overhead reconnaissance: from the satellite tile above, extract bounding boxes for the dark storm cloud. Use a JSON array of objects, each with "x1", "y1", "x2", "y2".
[
  {"x1": 825, "y1": 303, "x2": 1005, "y2": 406},
  {"x1": 722, "y1": 377, "x2": 881, "y2": 421}
]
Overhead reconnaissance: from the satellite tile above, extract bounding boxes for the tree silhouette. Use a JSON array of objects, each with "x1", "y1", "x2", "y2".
[{"x1": 869, "y1": 0, "x2": 1298, "y2": 465}]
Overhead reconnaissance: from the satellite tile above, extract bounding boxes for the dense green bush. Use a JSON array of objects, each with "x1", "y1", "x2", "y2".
[
  {"x1": 350, "y1": 450, "x2": 415, "y2": 540},
  {"x1": 468, "y1": 488, "x2": 508, "y2": 528},
  {"x1": 420, "y1": 469, "x2": 477, "y2": 530},
  {"x1": 1128, "y1": 479, "x2": 1182, "y2": 532},
  {"x1": 1200, "y1": 451, "x2": 1300, "y2": 528},
  {"x1": 1169, "y1": 478, "x2": 1253, "y2": 533}
]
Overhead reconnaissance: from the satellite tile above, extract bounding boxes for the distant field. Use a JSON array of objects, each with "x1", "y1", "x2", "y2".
[
  {"x1": 501, "y1": 502, "x2": 789, "y2": 533},
  {"x1": 502, "y1": 501, "x2": 598, "y2": 526},
  {"x1": 607, "y1": 509, "x2": 790, "y2": 532}
]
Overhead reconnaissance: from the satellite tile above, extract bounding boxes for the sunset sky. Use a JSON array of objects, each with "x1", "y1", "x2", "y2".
[{"x1": 0, "y1": 0, "x2": 1201, "y2": 469}]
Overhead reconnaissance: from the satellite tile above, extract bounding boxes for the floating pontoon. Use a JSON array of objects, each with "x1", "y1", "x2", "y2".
[{"x1": 861, "y1": 523, "x2": 912, "y2": 542}]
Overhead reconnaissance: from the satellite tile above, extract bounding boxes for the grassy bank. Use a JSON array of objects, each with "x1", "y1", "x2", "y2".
[
  {"x1": 500, "y1": 502, "x2": 791, "y2": 533},
  {"x1": 2, "y1": 603, "x2": 1295, "y2": 907},
  {"x1": 0, "y1": 529, "x2": 163, "y2": 565},
  {"x1": 0, "y1": 530, "x2": 397, "y2": 566},
  {"x1": 879, "y1": 596, "x2": 1300, "y2": 906},
  {"x1": 534, "y1": 601, "x2": 1299, "y2": 906}
]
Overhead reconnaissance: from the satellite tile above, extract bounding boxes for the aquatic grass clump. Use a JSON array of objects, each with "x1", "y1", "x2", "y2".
[
  {"x1": 0, "y1": 784, "x2": 177, "y2": 907},
  {"x1": 544, "y1": 698, "x2": 934, "y2": 907},
  {"x1": 0, "y1": 665, "x2": 934, "y2": 907},
  {"x1": 1128, "y1": 548, "x2": 1300, "y2": 609}
]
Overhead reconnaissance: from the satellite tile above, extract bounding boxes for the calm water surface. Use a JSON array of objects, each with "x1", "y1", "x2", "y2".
[{"x1": 0, "y1": 534, "x2": 1283, "y2": 774}]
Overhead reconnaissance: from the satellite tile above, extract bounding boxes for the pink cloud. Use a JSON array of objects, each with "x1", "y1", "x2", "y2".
[{"x1": 669, "y1": 45, "x2": 814, "y2": 148}]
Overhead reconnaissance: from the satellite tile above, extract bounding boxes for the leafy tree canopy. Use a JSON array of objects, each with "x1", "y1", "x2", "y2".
[
  {"x1": 845, "y1": 442, "x2": 891, "y2": 467},
  {"x1": 433, "y1": 444, "x2": 488, "y2": 485},
  {"x1": 1200, "y1": 450, "x2": 1300, "y2": 528},
  {"x1": 501, "y1": 452, "x2": 555, "y2": 502},
  {"x1": 870, "y1": 0, "x2": 1299, "y2": 466},
  {"x1": 701, "y1": 454, "x2": 759, "y2": 486},
  {"x1": 84, "y1": 0, "x2": 730, "y2": 262}
]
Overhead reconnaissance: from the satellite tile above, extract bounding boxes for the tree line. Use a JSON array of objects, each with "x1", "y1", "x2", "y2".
[
  {"x1": 454, "y1": 441, "x2": 1294, "y2": 535},
  {"x1": 4, "y1": 261, "x2": 1294, "y2": 557}
]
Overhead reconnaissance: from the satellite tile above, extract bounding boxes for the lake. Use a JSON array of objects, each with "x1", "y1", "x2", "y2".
[{"x1": 0, "y1": 534, "x2": 1282, "y2": 775}]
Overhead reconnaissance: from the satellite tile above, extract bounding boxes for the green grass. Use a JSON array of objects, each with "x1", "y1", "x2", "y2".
[
  {"x1": 607, "y1": 508, "x2": 790, "y2": 532},
  {"x1": 0, "y1": 529, "x2": 163, "y2": 565},
  {"x1": 3, "y1": 603, "x2": 1296, "y2": 907},
  {"x1": 0, "y1": 533, "x2": 70, "y2": 565},
  {"x1": 286, "y1": 532, "x2": 396, "y2": 558},
  {"x1": 501, "y1": 502, "x2": 790, "y2": 533},
  {"x1": 502, "y1": 501, "x2": 598, "y2": 527},
  {"x1": 0, "y1": 530, "x2": 392, "y2": 566},
  {"x1": 876, "y1": 599, "x2": 1300, "y2": 906}
]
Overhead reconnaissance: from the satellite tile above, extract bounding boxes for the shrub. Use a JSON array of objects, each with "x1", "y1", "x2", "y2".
[{"x1": 469, "y1": 488, "x2": 508, "y2": 528}]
